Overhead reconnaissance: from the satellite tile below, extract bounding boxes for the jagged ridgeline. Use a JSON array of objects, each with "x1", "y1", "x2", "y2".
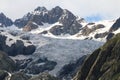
[{"x1": 74, "y1": 33, "x2": 120, "y2": 80}]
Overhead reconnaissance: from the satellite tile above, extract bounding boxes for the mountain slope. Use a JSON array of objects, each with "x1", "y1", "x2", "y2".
[{"x1": 73, "y1": 33, "x2": 120, "y2": 80}]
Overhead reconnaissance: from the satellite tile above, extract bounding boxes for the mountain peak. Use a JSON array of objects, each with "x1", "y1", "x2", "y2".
[
  {"x1": 0, "y1": 12, "x2": 6, "y2": 18},
  {"x1": 0, "y1": 12, "x2": 13, "y2": 27},
  {"x1": 34, "y1": 6, "x2": 47, "y2": 12},
  {"x1": 54, "y1": 6, "x2": 62, "y2": 10},
  {"x1": 50, "y1": 6, "x2": 63, "y2": 14}
]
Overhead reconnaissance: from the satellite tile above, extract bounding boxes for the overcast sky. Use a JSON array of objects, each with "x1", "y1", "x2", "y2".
[{"x1": 0, "y1": 0, "x2": 120, "y2": 21}]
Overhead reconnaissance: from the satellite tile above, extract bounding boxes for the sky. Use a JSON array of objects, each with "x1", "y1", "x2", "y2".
[{"x1": 0, "y1": 0, "x2": 120, "y2": 22}]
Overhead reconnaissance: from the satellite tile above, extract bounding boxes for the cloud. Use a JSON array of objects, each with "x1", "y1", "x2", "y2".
[{"x1": 0, "y1": 0, "x2": 120, "y2": 21}]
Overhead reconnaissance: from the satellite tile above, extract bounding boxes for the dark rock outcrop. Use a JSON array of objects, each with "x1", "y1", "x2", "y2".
[
  {"x1": 0, "y1": 33, "x2": 36, "y2": 56},
  {"x1": 74, "y1": 33, "x2": 120, "y2": 80}
]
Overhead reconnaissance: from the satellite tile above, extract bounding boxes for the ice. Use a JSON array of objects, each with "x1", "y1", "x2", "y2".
[{"x1": 30, "y1": 35, "x2": 103, "y2": 75}]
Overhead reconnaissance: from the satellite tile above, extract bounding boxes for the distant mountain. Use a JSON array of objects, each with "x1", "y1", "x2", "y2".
[
  {"x1": 14, "y1": 6, "x2": 64, "y2": 29},
  {"x1": 0, "y1": 6, "x2": 119, "y2": 42},
  {"x1": 73, "y1": 33, "x2": 120, "y2": 80},
  {"x1": 13, "y1": 6, "x2": 120, "y2": 41},
  {"x1": 0, "y1": 13, "x2": 13, "y2": 27}
]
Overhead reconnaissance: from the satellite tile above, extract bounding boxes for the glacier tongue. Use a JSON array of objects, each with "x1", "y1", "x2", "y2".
[
  {"x1": 0, "y1": 25, "x2": 104, "y2": 76},
  {"x1": 30, "y1": 34, "x2": 103, "y2": 75}
]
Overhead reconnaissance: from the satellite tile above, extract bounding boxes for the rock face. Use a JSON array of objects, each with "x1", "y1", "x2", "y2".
[
  {"x1": 50, "y1": 10, "x2": 82, "y2": 35},
  {"x1": 74, "y1": 33, "x2": 120, "y2": 80},
  {"x1": 0, "y1": 13, "x2": 13, "y2": 27}
]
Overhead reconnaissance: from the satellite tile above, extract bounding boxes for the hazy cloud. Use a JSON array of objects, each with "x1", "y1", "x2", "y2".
[{"x1": 0, "y1": 0, "x2": 120, "y2": 21}]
